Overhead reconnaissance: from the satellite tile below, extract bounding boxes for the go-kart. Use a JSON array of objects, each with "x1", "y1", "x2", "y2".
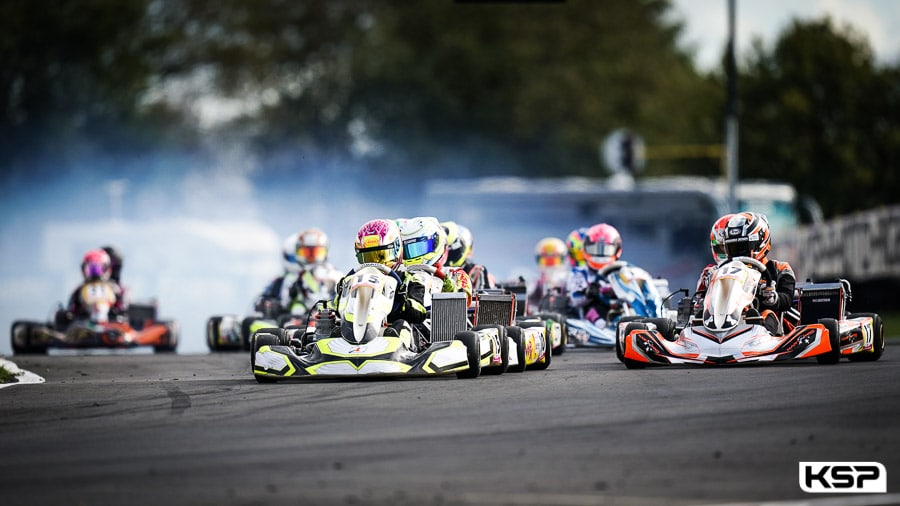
[
  {"x1": 206, "y1": 298, "x2": 305, "y2": 352},
  {"x1": 616, "y1": 256, "x2": 882, "y2": 367},
  {"x1": 11, "y1": 281, "x2": 179, "y2": 354},
  {"x1": 469, "y1": 289, "x2": 552, "y2": 372},
  {"x1": 497, "y1": 280, "x2": 568, "y2": 356},
  {"x1": 250, "y1": 263, "x2": 480, "y2": 381},
  {"x1": 523, "y1": 261, "x2": 671, "y2": 350}
]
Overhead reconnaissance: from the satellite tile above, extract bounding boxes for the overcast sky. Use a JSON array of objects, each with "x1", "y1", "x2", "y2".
[{"x1": 671, "y1": 0, "x2": 900, "y2": 71}]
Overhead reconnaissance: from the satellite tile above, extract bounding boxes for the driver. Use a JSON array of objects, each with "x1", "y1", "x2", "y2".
[
  {"x1": 65, "y1": 248, "x2": 126, "y2": 323},
  {"x1": 332, "y1": 219, "x2": 428, "y2": 349},
  {"x1": 720, "y1": 211, "x2": 797, "y2": 334},
  {"x1": 566, "y1": 223, "x2": 625, "y2": 323}
]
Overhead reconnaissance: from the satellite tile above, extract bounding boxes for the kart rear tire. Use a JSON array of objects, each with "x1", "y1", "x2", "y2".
[
  {"x1": 622, "y1": 322, "x2": 649, "y2": 369},
  {"x1": 455, "y1": 331, "x2": 481, "y2": 379},
  {"x1": 816, "y1": 318, "x2": 842, "y2": 365},
  {"x1": 11, "y1": 321, "x2": 46, "y2": 355},
  {"x1": 521, "y1": 321, "x2": 552, "y2": 371},
  {"x1": 644, "y1": 317, "x2": 676, "y2": 342},
  {"x1": 846, "y1": 313, "x2": 884, "y2": 362},
  {"x1": 240, "y1": 316, "x2": 259, "y2": 351},
  {"x1": 616, "y1": 316, "x2": 644, "y2": 363},
  {"x1": 475, "y1": 324, "x2": 509, "y2": 375},
  {"x1": 206, "y1": 316, "x2": 222, "y2": 351},
  {"x1": 251, "y1": 333, "x2": 280, "y2": 383},
  {"x1": 537, "y1": 312, "x2": 567, "y2": 355},
  {"x1": 504, "y1": 326, "x2": 527, "y2": 373},
  {"x1": 154, "y1": 320, "x2": 179, "y2": 353}
]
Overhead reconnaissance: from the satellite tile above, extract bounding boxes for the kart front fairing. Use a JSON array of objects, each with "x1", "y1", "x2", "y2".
[
  {"x1": 623, "y1": 320, "x2": 829, "y2": 365},
  {"x1": 702, "y1": 260, "x2": 761, "y2": 331},
  {"x1": 337, "y1": 265, "x2": 398, "y2": 344}
]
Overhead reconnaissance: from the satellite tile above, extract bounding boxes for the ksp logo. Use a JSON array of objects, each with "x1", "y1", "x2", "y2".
[{"x1": 799, "y1": 462, "x2": 886, "y2": 493}]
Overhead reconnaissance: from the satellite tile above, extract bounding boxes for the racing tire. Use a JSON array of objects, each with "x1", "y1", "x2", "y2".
[
  {"x1": 615, "y1": 316, "x2": 644, "y2": 363},
  {"x1": 206, "y1": 316, "x2": 222, "y2": 351},
  {"x1": 256, "y1": 327, "x2": 293, "y2": 346},
  {"x1": 846, "y1": 313, "x2": 884, "y2": 362},
  {"x1": 522, "y1": 321, "x2": 552, "y2": 371},
  {"x1": 537, "y1": 312, "x2": 567, "y2": 355},
  {"x1": 251, "y1": 333, "x2": 280, "y2": 383},
  {"x1": 153, "y1": 320, "x2": 179, "y2": 353},
  {"x1": 504, "y1": 326, "x2": 528, "y2": 373},
  {"x1": 455, "y1": 331, "x2": 481, "y2": 379},
  {"x1": 816, "y1": 318, "x2": 842, "y2": 365},
  {"x1": 644, "y1": 317, "x2": 676, "y2": 342},
  {"x1": 240, "y1": 316, "x2": 259, "y2": 351},
  {"x1": 475, "y1": 324, "x2": 509, "y2": 375},
  {"x1": 622, "y1": 322, "x2": 649, "y2": 369},
  {"x1": 11, "y1": 321, "x2": 45, "y2": 355}
]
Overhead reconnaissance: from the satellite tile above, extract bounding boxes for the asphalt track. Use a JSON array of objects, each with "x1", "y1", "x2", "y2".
[{"x1": 1, "y1": 347, "x2": 899, "y2": 506}]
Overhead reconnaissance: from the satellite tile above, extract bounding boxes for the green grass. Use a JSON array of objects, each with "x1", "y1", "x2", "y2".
[
  {"x1": 0, "y1": 364, "x2": 22, "y2": 384},
  {"x1": 881, "y1": 311, "x2": 900, "y2": 340}
]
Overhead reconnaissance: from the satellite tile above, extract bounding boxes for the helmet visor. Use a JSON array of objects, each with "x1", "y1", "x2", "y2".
[
  {"x1": 723, "y1": 239, "x2": 752, "y2": 259},
  {"x1": 356, "y1": 245, "x2": 398, "y2": 266},
  {"x1": 584, "y1": 242, "x2": 618, "y2": 257},
  {"x1": 297, "y1": 246, "x2": 326, "y2": 264},
  {"x1": 537, "y1": 255, "x2": 563, "y2": 267},
  {"x1": 402, "y1": 236, "x2": 437, "y2": 262},
  {"x1": 84, "y1": 262, "x2": 108, "y2": 280}
]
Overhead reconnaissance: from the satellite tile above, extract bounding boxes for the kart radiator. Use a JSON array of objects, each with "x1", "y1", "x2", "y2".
[
  {"x1": 475, "y1": 293, "x2": 514, "y2": 327},
  {"x1": 798, "y1": 282, "x2": 844, "y2": 325},
  {"x1": 430, "y1": 293, "x2": 469, "y2": 343}
]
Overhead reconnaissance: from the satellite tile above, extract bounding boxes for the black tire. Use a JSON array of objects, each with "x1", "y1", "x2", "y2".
[
  {"x1": 816, "y1": 318, "x2": 842, "y2": 365},
  {"x1": 616, "y1": 316, "x2": 644, "y2": 363},
  {"x1": 504, "y1": 326, "x2": 528, "y2": 373},
  {"x1": 153, "y1": 320, "x2": 179, "y2": 353},
  {"x1": 11, "y1": 321, "x2": 49, "y2": 355},
  {"x1": 644, "y1": 317, "x2": 676, "y2": 342},
  {"x1": 475, "y1": 324, "x2": 509, "y2": 375},
  {"x1": 251, "y1": 333, "x2": 279, "y2": 383},
  {"x1": 538, "y1": 312, "x2": 568, "y2": 355},
  {"x1": 455, "y1": 331, "x2": 481, "y2": 379},
  {"x1": 240, "y1": 316, "x2": 259, "y2": 351},
  {"x1": 847, "y1": 313, "x2": 884, "y2": 362},
  {"x1": 206, "y1": 316, "x2": 222, "y2": 351},
  {"x1": 522, "y1": 321, "x2": 552, "y2": 371},
  {"x1": 622, "y1": 322, "x2": 649, "y2": 369}
]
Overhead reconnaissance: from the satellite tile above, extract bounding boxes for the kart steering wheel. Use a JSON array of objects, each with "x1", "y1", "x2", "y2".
[{"x1": 733, "y1": 256, "x2": 766, "y2": 272}]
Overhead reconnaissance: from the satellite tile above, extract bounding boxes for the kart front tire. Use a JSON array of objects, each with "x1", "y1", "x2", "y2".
[
  {"x1": 455, "y1": 331, "x2": 481, "y2": 379},
  {"x1": 622, "y1": 322, "x2": 649, "y2": 369},
  {"x1": 816, "y1": 318, "x2": 842, "y2": 365},
  {"x1": 616, "y1": 316, "x2": 644, "y2": 363},
  {"x1": 644, "y1": 317, "x2": 676, "y2": 342},
  {"x1": 846, "y1": 313, "x2": 884, "y2": 362},
  {"x1": 251, "y1": 333, "x2": 280, "y2": 383}
]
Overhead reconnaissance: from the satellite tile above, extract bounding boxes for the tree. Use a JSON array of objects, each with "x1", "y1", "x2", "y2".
[{"x1": 738, "y1": 17, "x2": 900, "y2": 217}]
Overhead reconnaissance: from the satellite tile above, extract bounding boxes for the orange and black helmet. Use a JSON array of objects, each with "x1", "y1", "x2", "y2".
[{"x1": 722, "y1": 212, "x2": 771, "y2": 263}]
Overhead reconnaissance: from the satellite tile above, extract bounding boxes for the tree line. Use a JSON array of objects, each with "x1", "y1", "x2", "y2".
[{"x1": 0, "y1": 0, "x2": 896, "y2": 218}]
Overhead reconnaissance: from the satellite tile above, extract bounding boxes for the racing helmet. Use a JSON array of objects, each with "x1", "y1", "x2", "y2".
[
  {"x1": 565, "y1": 227, "x2": 588, "y2": 267},
  {"x1": 355, "y1": 219, "x2": 403, "y2": 269},
  {"x1": 443, "y1": 221, "x2": 473, "y2": 268},
  {"x1": 709, "y1": 214, "x2": 734, "y2": 263},
  {"x1": 535, "y1": 237, "x2": 567, "y2": 268},
  {"x1": 101, "y1": 245, "x2": 123, "y2": 283},
  {"x1": 296, "y1": 227, "x2": 328, "y2": 266},
  {"x1": 400, "y1": 216, "x2": 448, "y2": 268},
  {"x1": 583, "y1": 223, "x2": 622, "y2": 271},
  {"x1": 281, "y1": 232, "x2": 303, "y2": 272},
  {"x1": 82, "y1": 249, "x2": 112, "y2": 281},
  {"x1": 722, "y1": 211, "x2": 771, "y2": 263}
]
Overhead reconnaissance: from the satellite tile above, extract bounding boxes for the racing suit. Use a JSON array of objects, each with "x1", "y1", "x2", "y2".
[
  {"x1": 64, "y1": 280, "x2": 126, "y2": 324},
  {"x1": 566, "y1": 265, "x2": 618, "y2": 324}
]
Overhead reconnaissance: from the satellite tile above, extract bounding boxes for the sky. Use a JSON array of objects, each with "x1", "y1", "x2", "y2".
[{"x1": 670, "y1": 0, "x2": 900, "y2": 71}]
